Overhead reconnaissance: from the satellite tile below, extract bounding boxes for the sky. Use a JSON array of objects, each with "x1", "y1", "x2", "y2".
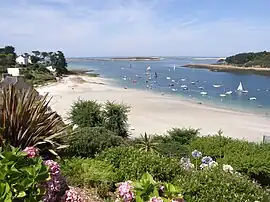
[{"x1": 0, "y1": 0, "x2": 270, "y2": 57}]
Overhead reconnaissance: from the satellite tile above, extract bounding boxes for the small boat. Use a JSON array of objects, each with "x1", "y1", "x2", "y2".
[
  {"x1": 242, "y1": 90, "x2": 248, "y2": 93},
  {"x1": 123, "y1": 77, "x2": 127, "y2": 81},
  {"x1": 182, "y1": 87, "x2": 188, "y2": 91},
  {"x1": 172, "y1": 79, "x2": 175, "y2": 82},
  {"x1": 198, "y1": 86, "x2": 204, "y2": 90},
  {"x1": 225, "y1": 91, "x2": 232, "y2": 95},
  {"x1": 190, "y1": 81, "x2": 195, "y2": 85},
  {"x1": 181, "y1": 78, "x2": 186, "y2": 81},
  {"x1": 146, "y1": 66, "x2": 151, "y2": 71},
  {"x1": 200, "y1": 92, "x2": 207, "y2": 96},
  {"x1": 213, "y1": 84, "x2": 222, "y2": 88},
  {"x1": 181, "y1": 85, "x2": 187, "y2": 88},
  {"x1": 124, "y1": 86, "x2": 128, "y2": 89},
  {"x1": 166, "y1": 77, "x2": 171, "y2": 80},
  {"x1": 249, "y1": 97, "x2": 256, "y2": 100},
  {"x1": 173, "y1": 64, "x2": 176, "y2": 70},
  {"x1": 172, "y1": 88, "x2": 177, "y2": 92},
  {"x1": 220, "y1": 94, "x2": 226, "y2": 97}
]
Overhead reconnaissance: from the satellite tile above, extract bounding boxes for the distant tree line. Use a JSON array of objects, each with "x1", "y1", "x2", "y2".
[
  {"x1": 224, "y1": 51, "x2": 270, "y2": 68},
  {"x1": 0, "y1": 46, "x2": 16, "y2": 73}
]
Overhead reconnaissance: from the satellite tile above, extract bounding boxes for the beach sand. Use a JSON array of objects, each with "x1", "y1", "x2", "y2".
[{"x1": 37, "y1": 75, "x2": 270, "y2": 142}]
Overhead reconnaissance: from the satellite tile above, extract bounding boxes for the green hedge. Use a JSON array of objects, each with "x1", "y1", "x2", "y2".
[
  {"x1": 97, "y1": 147, "x2": 183, "y2": 182},
  {"x1": 175, "y1": 167, "x2": 270, "y2": 202}
]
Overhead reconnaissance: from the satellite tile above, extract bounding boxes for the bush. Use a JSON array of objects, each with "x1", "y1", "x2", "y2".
[
  {"x1": 67, "y1": 127, "x2": 125, "y2": 157},
  {"x1": 102, "y1": 101, "x2": 130, "y2": 138},
  {"x1": 69, "y1": 100, "x2": 103, "y2": 128},
  {"x1": 175, "y1": 167, "x2": 270, "y2": 202},
  {"x1": 97, "y1": 147, "x2": 183, "y2": 182},
  {"x1": 166, "y1": 128, "x2": 199, "y2": 145},
  {"x1": 189, "y1": 135, "x2": 270, "y2": 185},
  {"x1": 61, "y1": 158, "x2": 117, "y2": 189},
  {"x1": 0, "y1": 146, "x2": 49, "y2": 201}
]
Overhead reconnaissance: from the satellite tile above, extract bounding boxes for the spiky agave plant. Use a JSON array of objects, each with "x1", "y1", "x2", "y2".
[{"x1": 0, "y1": 85, "x2": 68, "y2": 154}]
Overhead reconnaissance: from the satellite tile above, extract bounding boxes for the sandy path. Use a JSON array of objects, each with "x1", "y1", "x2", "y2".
[{"x1": 37, "y1": 75, "x2": 270, "y2": 142}]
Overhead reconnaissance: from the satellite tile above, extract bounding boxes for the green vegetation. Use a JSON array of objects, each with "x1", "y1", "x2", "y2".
[
  {"x1": 66, "y1": 127, "x2": 125, "y2": 157},
  {"x1": 0, "y1": 146, "x2": 49, "y2": 201},
  {"x1": 0, "y1": 46, "x2": 16, "y2": 73},
  {"x1": 70, "y1": 100, "x2": 130, "y2": 137},
  {"x1": 224, "y1": 51, "x2": 270, "y2": 67}
]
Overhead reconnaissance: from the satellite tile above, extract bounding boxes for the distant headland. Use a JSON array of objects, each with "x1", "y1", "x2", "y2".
[{"x1": 184, "y1": 51, "x2": 270, "y2": 76}]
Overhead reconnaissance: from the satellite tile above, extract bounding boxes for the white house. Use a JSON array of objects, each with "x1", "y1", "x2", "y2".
[
  {"x1": 16, "y1": 55, "x2": 28, "y2": 65},
  {"x1": 7, "y1": 68, "x2": 20, "y2": 76}
]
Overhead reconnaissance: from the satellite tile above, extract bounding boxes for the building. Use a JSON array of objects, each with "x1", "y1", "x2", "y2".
[
  {"x1": 7, "y1": 68, "x2": 21, "y2": 76},
  {"x1": 16, "y1": 55, "x2": 28, "y2": 65}
]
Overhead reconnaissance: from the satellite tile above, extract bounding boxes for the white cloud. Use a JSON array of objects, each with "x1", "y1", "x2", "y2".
[{"x1": 0, "y1": 0, "x2": 269, "y2": 56}]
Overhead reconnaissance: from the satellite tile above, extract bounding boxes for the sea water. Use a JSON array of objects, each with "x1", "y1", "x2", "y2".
[{"x1": 68, "y1": 58, "x2": 270, "y2": 115}]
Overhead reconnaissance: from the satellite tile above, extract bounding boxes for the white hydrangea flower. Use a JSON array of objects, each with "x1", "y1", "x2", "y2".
[{"x1": 223, "y1": 164, "x2": 234, "y2": 173}]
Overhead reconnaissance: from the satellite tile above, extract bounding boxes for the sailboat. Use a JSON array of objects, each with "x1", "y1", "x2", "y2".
[
  {"x1": 173, "y1": 64, "x2": 176, "y2": 71},
  {"x1": 236, "y1": 82, "x2": 248, "y2": 93},
  {"x1": 146, "y1": 65, "x2": 151, "y2": 72}
]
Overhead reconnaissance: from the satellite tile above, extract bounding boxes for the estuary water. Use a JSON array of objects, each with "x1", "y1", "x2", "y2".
[{"x1": 68, "y1": 58, "x2": 270, "y2": 114}]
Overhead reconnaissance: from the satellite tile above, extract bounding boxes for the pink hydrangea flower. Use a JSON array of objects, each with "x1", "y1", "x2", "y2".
[
  {"x1": 149, "y1": 197, "x2": 163, "y2": 202},
  {"x1": 117, "y1": 182, "x2": 135, "y2": 202},
  {"x1": 61, "y1": 187, "x2": 84, "y2": 202},
  {"x1": 44, "y1": 160, "x2": 61, "y2": 175},
  {"x1": 23, "y1": 146, "x2": 39, "y2": 158}
]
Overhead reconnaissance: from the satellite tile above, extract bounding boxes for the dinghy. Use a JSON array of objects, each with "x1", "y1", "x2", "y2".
[
  {"x1": 200, "y1": 92, "x2": 207, "y2": 96},
  {"x1": 181, "y1": 85, "x2": 187, "y2": 88},
  {"x1": 181, "y1": 78, "x2": 186, "y2": 81},
  {"x1": 172, "y1": 88, "x2": 177, "y2": 92},
  {"x1": 173, "y1": 64, "x2": 176, "y2": 71},
  {"x1": 249, "y1": 97, "x2": 256, "y2": 100},
  {"x1": 190, "y1": 81, "x2": 195, "y2": 85},
  {"x1": 198, "y1": 86, "x2": 204, "y2": 90},
  {"x1": 225, "y1": 91, "x2": 232, "y2": 95},
  {"x1": 166, "y1": 77, "x2": 171, "y2": 80},
  {"x1": 220, "y1": 94, "x2": 226, "y2": 97},
  {"x1": 213, "y1": 84, "x2": 222, "y2": 88}
]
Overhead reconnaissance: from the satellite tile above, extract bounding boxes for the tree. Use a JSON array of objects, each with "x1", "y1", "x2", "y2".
[
  {"x1": 32, "y1": 50, "x2": 40, "y2": 57},
  {"x1": 41, "y1": 52, "x2": 48, "y2": 58},
  {"x1": 102, "y1": 101, "x2": 130, "y2": 138},
  {"x1": 30, "y1": 55, "x2": 40, "y2": 64},
  {"x1": 51, "y1": 51, "x2": 68, "y2": 75},
  {"x1": 134, "y1": 132, "x2": 160, "y2": 153},
  {"x1": 4, "y1": 46, "x2": 15, "y2": 55}
]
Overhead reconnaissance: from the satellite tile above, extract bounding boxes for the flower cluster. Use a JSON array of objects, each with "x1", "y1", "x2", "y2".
[
  {"x1": 200, "y1": 156, "x2": 218, "y2": 169},
  {"x1": 149, "y1": 196, "x2": 163, "y2": 202},
  {"x1": 223, "y1": 164, "x2": 234, "y2": 173},
  {"x1": 116, "y1": 181, "x2": 135, "y2": 202},
  {"x1": 23, "y1": 146, "x2": 39, "y2": 158},
  {"x1": 180, "y1": 157, "x2": 195, "y2": 170},
  {"x1": 23, "y1": 146, "x2": 84, "y2": 202}
]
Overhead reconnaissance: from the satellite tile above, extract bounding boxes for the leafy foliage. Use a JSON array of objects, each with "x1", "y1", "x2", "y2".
[
  {"x1": 103, "y1": 101, "x2": 130, "y2": 138},
  {"x1": 0, "y1": 86, "x2": 68, "y2": 154},
  {"x1": 175, "y1": 166, "x2": 270, "y2": 202},
  {"x1": 61, "y1": 158, "x2": 117, "y2": 188},
  {"x1": 0, "y1": 146, "x2": 49, "y2": 201},
  {"x1": 69, "y1": 100, "x2": 103, "y2": 128},
  {"x1": 67, "y1": 127, "x2": 125, "y2": 157},
  {"x1": 97, "y1": 147, "x2": 182, "y2": 182}
]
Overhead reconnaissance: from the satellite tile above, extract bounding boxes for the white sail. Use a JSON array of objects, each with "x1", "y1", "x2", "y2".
[
  {"x1": 173, "y1": 64, "x2": 176, "y2": 70},
  {"x1": 237, "y1": 82, "x2": 243, "y2": 91},
  {"x1": 146, "y1": 66, "x2": 151, "y2": 71}
]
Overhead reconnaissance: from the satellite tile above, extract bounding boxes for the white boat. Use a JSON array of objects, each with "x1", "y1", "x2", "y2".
[
  {"x1": 172, "y1": 88, "x2": 177, "y2": 92},
  {"x1": 181, "y1": 78, "x2": 186, "y2": 81},
  {"x1": 220, "y1": 94, "x2": 226, "y2": 97},
  {"x1": 166, "y1": 77, "x2": 171, "y2": 80},
  {"x1": 181, "y1": 85, "x2": 187, "y2": 88},
  {"x1": 182, "y1": 87, "x2": 188, "y2": 91},
  {"x1": 198, "y1": 86, "x2": 204, "y2": 90},
  {"x1": 172, "y1": 79, "x2": 175, "y2": 82},
  {"x1": 213, "y1": 84, "x2": 222, "y2": 88},
  {"x1": 146, "y1": 66, "x2": 151, "y2": 71},
  {"x1": 200, "y1": 92, "x2": 207, "y2": 96},
  {"x1": 173, "y1": 64, "x2": 176, "y2": 70},
  {"x1": 242, "y1": 90, "x2": 248, "y2": 93},
  {"x1": 225, "y1": 91, "x2": 232, "y2": 95},
  {"x1": 190, "y1": 81, "x2": 195, "y2": 85},
  {"x1": 249, "y1": 97, "x2": 256, "y2": 100}
]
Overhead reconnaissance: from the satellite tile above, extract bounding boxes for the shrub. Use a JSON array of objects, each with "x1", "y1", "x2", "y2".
[
  {"x1": 166, "y1": 127, "x2": 199, "y2": 145},
  {"x1": 69, "y1": 100, "x2": 103, "y2": 128},
  {"x1": 97, "y1": 147, "x2": 182, "y2": 182},
  {"x1": 67, "y1": 127, "x2": 125, "y2": 157},
  {"x1": 102, "y1": 101, "x2": 130, "y2": 138},
  {"x1": 61, "y1": 158, "x2": 118, "y2": 188},
  {"x1": 189, "y1": 135, "x2": 270, "y2": 185},
  {"x1": 132, "y1": 133, "x2": 160, "y2": 153},
  {"x1": 175, "y1": 166, "x2": 270, "y2": 202},
  {"x1": 0, "y1": 146, "x2": 49, "y2": 201},
  {"x1": 0, "y1": 86, "x2": 68, "y2": 154}
]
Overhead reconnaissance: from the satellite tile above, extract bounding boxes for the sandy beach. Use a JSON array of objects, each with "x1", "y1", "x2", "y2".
[{"x1": 37, "y1": 75, "x2": 270, "y2": 142}]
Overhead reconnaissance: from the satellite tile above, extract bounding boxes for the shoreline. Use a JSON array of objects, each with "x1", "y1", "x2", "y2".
[
  {"x1": 184, "y1": 64, "x2": 270, "y2": 76},
  {"x1": 37, "y1": 75, "x2": 270, "y2": 142}
]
